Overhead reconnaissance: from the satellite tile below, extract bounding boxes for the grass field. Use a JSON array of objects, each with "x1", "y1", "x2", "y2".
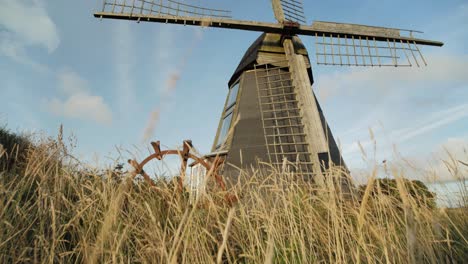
[{"x1": 0, "y1": 128, "x2": 467, "y2": 263}]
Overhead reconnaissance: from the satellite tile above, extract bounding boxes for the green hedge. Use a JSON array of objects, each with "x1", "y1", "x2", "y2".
[{"x1": 0, "y1": 126, "x2": 32, "y2": 172}]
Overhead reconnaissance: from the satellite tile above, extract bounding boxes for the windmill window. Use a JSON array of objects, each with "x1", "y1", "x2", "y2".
[
  {"x1": 225, "y1": 82, "x2": 240, "y2": 110},
  {"x1": 216, "y1": 112, "x2": 233, "y2": 148},
  {"x1": 215, "y1": 81, "x2": 239, "y2": 149}
]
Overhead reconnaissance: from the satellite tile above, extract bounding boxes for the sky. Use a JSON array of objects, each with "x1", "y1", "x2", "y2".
[{"x1": 0, "y1": 0, "x2": 467, "y2": 193}]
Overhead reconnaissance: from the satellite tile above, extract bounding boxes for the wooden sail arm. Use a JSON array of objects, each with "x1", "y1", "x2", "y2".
[
  {"x1": 271, "y1": 0, "x2": 286, "y2": 23},
  {"x1": 94, "y1": 12, "x2": 443, "y2": 47},
  {"x1": 307, "y1": 21, "x2": 443, "y2": 47}
]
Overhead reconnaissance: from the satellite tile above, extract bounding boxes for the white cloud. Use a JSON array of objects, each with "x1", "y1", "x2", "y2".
[
  {"x1": 390, "y1": 137, "x2": 468, "y2": 183},
  {"x1": 0, "y1": 32, "x2": 50, "y2": 72},
  {"x1": 0, "y1": 0, "x2": 59, "y2": 69},
  {"x1": 428, "y1": 137, "x2": 468, "y2": 182},
  {"x1": 46, "y1": 69, "x2": 113, "y2": 125},
  {"x1": 316, "y1": 54, "x2": 468, "y2": 101},
  {"x1": 112, "y1": 22, "x2": 137, "y2": 115},
  {"x1": 319, "y1": 53, "x2": 468, "y2": 167},
  {"x1": 57, "y1": 69, "x2": 89, "y2": 96},
  {"x1": 48, "y1": 94, "x2": 112, "y2": 125},
  {"x1": 0, "y1": 0, "x2": 59, "y2": 52}
]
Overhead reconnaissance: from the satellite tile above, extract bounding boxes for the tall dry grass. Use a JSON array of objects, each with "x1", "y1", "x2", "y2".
[{"x1": 0, "y1": 135, "x2": 466, "y2": 263}]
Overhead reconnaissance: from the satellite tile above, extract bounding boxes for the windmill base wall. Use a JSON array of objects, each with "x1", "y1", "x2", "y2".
[{"x1": 224, "y1": 70, "x2": 269, "y2": 183}]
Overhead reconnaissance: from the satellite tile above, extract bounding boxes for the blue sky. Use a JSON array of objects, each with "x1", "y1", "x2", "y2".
[{"x1": 0, "y1": 0, "x2": 467, "y2": 186}]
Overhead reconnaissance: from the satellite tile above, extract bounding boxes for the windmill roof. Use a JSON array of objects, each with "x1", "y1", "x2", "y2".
[{"x1": 229, "y1": 33, "x2": 309, "y2": 86}]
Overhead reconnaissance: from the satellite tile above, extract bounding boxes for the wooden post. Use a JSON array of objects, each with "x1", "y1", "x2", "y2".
[{"x1": 283, "y1": 38, "x2": 328, "y2": 185}]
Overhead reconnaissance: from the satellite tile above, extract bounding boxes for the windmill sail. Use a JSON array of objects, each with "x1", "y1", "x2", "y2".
[
  {"x1": 271, "y1": 0, "x2": 306, "y2": 24},
  {"x1": 95, "y1": 2, "x2": 442, "y2": 57},
  {"x1": 98, "y1": 0, "x2": 231, "y2": 19},
  {"x1": 280, "y1": 0, "x2": 306, "y2": 24},
  {"x1": 271, "y1": 0, "x2": 285, "y2": 23},
  {"x1": 311, "y1": 21, "x2": 436, "y2": 67}
]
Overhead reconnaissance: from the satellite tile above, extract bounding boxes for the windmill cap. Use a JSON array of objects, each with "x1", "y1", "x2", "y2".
[{"x1": 228, "y1": 33, "x2": 310, "y2": 87}]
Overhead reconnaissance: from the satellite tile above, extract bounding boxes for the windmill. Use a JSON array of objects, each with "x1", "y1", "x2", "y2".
[{"x1": 94, "y1": 0, "x2": 443, "y2": 185}]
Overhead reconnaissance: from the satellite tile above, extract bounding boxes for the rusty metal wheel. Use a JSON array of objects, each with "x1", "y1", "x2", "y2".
[{"x1": 127, "y1": 140, "x2": 227, "y2": 192}]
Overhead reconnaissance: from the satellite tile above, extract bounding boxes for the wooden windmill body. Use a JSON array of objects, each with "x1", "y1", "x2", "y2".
[
  {"x1": 94, "y1": 0, "x2": 443, "y2": 184},
  {"x1": 211, "y1": 32, "x2": 344, "y2": 182}
]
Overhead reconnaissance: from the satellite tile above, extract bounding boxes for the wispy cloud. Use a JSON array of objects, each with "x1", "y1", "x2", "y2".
[
  {"x1": 142, "y1": 108, "x2": 160, "y2": 142},
  {"x1": 389, "y1": 137, "x2": 468, "y2": 183},
  {"x1": 45, "y1": 69, "x2": 113, "y2": 125},
  {"x1": 112, "y1": 21, "x2": 137, "y2": 115},
  {"x1": 315, "y1": 2, "x2": 468, "y2": 103},
  {"x1": 0, "y1": 1, "x2": 114, "y2": 126},
  {"x1": 349, "y1": 135, "x2": 468, "y2": 182},
  {"x1": 425, "y1": 3, "x2": 468, "y2": 53},
  {"x1": 318, "y1": 51, "x2": 468, "y2": 169},
  {"x1": 390, "y1": 104, "x2": 468, "y2": 143},
  {"x1": 153, "y1": 25, "x2": 183, "y2": 97},
  {"x1": 141, "y1": 26, "x2": 204, "y2": 142},
  {"x1": 343, "y1": 103, "x2": 468, "y2": 158},
  {"x1": 139, "y1": 26, "x2": 178, "y2": 142},
  {"x1": 426, "y1": 137, "x2": 468, "y2": 182},
  {"x1": 0, "y1": 0, "x2": 59, "y2": 70},
  {"x1": 316, "y1": 54, "x2": 468, "y2": 102}
]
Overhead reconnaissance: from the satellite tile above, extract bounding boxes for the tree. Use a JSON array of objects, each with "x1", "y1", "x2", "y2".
[{"x1": 359, "y1": 178, "x2": 437, "y2": 209}]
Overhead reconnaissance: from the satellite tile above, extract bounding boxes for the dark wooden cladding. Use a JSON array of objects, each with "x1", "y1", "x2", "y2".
[{"x1": 94, "y1": 12, "x2": 444, "y2": 47}]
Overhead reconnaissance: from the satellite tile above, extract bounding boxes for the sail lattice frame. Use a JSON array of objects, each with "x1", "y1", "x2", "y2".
[
  {"x1": 280, "y1": 0, "x2": 306, "y2": 24},
  {"x1": 100, "y1": 0, "x2": 232, "y2": 19},
  {"x1": 314, "y1": 32, "x2": 428, "y2": 67}
]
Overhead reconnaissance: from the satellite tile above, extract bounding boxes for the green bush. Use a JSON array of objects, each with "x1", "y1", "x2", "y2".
[
  {"x1": 0, "y1": 126, "x2": 32, "y2": 172},
  {"x1": 359, "y1": 178, "x2": 437, "y2": 209}
]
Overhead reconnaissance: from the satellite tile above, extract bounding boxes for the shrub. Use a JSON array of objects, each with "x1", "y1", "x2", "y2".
[
  {"x1": 359, "y1": 178, "x2": 437, "y2": 209},
  {"x1": 0, "y1": 126, "x2": 33, "y2": 172}
]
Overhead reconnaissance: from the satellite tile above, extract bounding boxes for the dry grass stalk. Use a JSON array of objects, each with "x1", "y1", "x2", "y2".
[{"x1": 0, "y1": 136, "x2": 466, "y2": 263}]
